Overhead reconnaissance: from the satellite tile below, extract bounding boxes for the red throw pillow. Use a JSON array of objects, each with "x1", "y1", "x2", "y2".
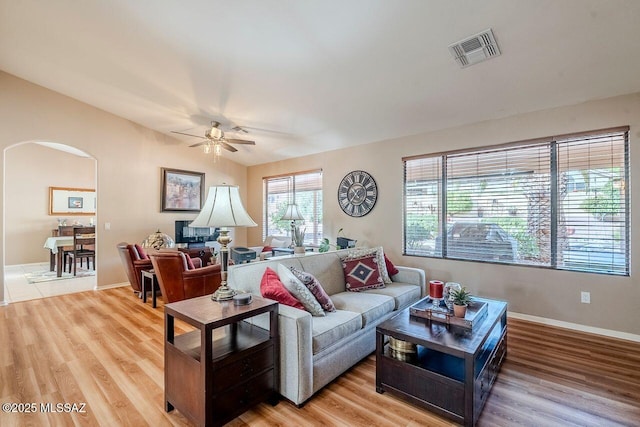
[
  {"x1": 260, "y1": 267, "x2": 305, "y2": 310},
  {"x1": 262, "y1": 245, "x2": 274, "y2": 253},
  {"x1": 134, "y1": 243, "x2": 148, "y2": 260},
  {"x1": 384, "y1": 254, "x2": 399, "y2": 276},
  {"x1": 185, "y1": 254, "x2": 196, "y2": 270},
  {"x1": 342, "y1": 254, "x2": 385, "y2": 292}
]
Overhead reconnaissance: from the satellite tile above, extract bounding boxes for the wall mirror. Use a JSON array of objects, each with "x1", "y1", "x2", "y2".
[{"x1": 49, "y1": 186, "x2": 96, "y2": 215}]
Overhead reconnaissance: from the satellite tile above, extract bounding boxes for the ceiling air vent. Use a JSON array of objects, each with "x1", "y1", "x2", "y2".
[{"x1": 449, "y1": 29, "x2": 501, "y2": 68}]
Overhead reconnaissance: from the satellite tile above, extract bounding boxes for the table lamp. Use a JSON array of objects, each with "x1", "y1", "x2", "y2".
[
  {"x1": 280, "y1": 203, "x2": 304, "y2": 245},
  {"x1": 190, "y1": 184, "x2": 257, "y2": 301}
]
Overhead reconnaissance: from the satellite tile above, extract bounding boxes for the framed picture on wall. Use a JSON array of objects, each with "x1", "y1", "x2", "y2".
[
  {"x1": 49, "y1": 187, "x2": 96, "y2": 215},
  {"x1": 68, "y1": 197, "x2": 83, "y2": 209},
  {"x1": 161, "y1": 168, "x2": 205, "y2": 212}
]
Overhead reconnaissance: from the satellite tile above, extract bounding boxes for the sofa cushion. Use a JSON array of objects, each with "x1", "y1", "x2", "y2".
[
  {"x1": 341, "y1": 254, "x2": 385, "y2": 291},
  {"x1": 298, "y1": 252, "x2": 346, "y2": 295},
  {"x1": 330, "y1": 292, "x2": 395, "y2": 327},
  {"x1": 228, "y1": 257, "x2": 304, "y2": 294},
  {"x1": 278, "y1": 264, "x2": 325, "y2": 317},
  {"x1": 260, "y1": 267, "x2": 305, "y2": 310},
  {"x1": 363, "y1": 282, "x2": 421, "y2": 310},
  {"x1": 290, "y1": 267, "x2": 336, "y2": 312},
  {"x1": 311, "y1": 310, "x2": 362, "y2": 354}
]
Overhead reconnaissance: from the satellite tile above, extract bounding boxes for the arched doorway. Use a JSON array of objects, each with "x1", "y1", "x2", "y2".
[{"x1": 3, "y1": 141, "x2": 97, "y2": 303}]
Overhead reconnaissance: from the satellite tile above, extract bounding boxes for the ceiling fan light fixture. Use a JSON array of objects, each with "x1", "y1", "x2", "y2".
[
  {"x1": 203, "y1": 142, "x2": 212, "y2": 154},
  {"x1": 213, "y1": 142, "x2": 223, "y2": 157},
  {"x1": 206, "y1": 127, "x2": 223, "y2": 140}
]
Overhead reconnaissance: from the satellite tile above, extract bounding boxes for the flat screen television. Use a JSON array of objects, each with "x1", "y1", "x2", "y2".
[{"x1": 174, "y1": 220, "x2": 220, "y2": 248}]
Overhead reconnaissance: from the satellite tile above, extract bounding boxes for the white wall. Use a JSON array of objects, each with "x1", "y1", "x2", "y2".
[
  {"x1": 247, "y1": 92, "x2": 640, "y2": 335},
  {"x1": 5, "y1": 143, "x2": 95, "y2": 265},
  {"x1": 0, "y1": 71, "x2": 248, "y2": 301}
]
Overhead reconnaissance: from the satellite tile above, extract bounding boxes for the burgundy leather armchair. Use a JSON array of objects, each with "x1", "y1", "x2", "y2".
[
  {"x1": 150, "y1": 251, "x2": 222, "y2": 303},
  {"x1": 117, "y1": 242, "x2": 153, "y2": 294}
]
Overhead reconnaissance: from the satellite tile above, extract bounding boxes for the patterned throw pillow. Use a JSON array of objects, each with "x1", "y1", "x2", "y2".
[
  {"x1": 340, "y1": 246, "x2": 392, "y2": 284},
  {"x1": 290, "y1": 267, "x2": 336, "y2": 312},
  {"x1": 260, "y1": 267, "x2": 305, "y2": 310},
  {"x1": 277, "y1": 264, "x2": 325, "y2": 316},
  {"x1": 341, "y1": 254, "x2": 385, "y2": 292}
]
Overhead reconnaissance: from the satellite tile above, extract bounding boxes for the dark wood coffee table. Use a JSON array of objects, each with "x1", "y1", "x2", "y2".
[{"x1": 376, "y1": 297, "x2": 507, "y2": 427}]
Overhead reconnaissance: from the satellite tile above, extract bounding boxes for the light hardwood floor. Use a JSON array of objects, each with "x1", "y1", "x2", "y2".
[{"x1": 1, "y1": 286, "x2": 638, "y2": 426}]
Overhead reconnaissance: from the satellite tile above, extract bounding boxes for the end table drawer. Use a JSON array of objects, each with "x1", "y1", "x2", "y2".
[
  {"x1": 213, "y1": 370, "x2": 274, "y2": 419},
  {"x1": 213, "y1": 345, "x2": 274, "y2": 393}
]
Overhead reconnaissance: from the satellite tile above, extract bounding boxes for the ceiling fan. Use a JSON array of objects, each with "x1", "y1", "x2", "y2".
[{"x1": 171, "y1": 121, "x2": 255, "y2": 155}]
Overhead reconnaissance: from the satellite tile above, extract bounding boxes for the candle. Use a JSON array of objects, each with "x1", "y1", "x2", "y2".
[{"x1": 429, "y1": 280, "x2": 444, "y2": 299}]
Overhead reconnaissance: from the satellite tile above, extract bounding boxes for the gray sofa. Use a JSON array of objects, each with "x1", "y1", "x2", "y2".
[{"x1": 227, "y1": 249, "x2": 425, "y2": 405}]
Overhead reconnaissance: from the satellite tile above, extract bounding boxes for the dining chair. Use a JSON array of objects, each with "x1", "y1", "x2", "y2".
[
  {"x1": 67, "y1": 226, "x2": 96, "y2": 275},
  {"x1": 57, "y1": 225, "x2": 76, "y2": 268}
]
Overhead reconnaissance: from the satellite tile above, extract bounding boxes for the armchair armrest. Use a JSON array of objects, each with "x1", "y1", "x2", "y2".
[
  {"x1": 275, "y1": 304, "x2": 314, "y2": 404},
  {"x1": 393, "y1": 266, "x2": 426, "y2": 297},
  {"x1": 243, "y1": 302, "x2": 313, "y2": 404}
]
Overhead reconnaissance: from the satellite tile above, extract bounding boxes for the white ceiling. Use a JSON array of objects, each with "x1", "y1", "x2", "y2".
[{"x1": 2, "y1": 0, "x2": 640, "y2": 166}]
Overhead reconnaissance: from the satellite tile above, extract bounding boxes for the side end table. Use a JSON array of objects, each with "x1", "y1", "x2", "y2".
[
  {"x1": 141, "y1": 269, "x2": 158, "y2": 308},
  {"x1": 164, "y1": 295, "x2": 279, "y2": 427}
]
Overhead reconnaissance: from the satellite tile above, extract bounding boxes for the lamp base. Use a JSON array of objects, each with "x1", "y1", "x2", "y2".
[{"x1": 211, "y1": 285, "x2": 236, "y2": 301}]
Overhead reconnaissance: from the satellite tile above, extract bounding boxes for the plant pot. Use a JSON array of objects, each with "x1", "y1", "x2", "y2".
[
  {"x1": 293, "y1": 246, "x2": 306, "y2": 255},
  {"x1": 453, "y1": 303, "x2": 467, "y2": 318}
]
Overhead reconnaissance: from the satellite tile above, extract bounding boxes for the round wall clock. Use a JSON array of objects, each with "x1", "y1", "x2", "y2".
[{"x1": 338, "y1": 170, "x2": 378, "y2": 217}]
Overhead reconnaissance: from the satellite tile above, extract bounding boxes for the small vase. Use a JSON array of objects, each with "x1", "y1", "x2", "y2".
[
  {"x1": 453, "y1": 304, "x2": 467, "y2": 318},
  {"x1": 294, "y1": 246, "x2": 306, "y2": 255},
  {"x1": 444, "y1": 282, "x2": 461, "y2": 310}
]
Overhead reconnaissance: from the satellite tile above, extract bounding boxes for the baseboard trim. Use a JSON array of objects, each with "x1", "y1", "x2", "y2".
[
  {"x1": 0, "y1": 300, "x2": 7, "y2": 307},
  {"x1": 96, "y1": 282, "x2": 129, "y2": 290},
  {"x1": 508, "y1": 311, "x2": 640, "y2": 343}
]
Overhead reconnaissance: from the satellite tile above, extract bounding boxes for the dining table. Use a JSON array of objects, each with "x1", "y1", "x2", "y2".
[{"x1": 43, "y1": 236, "x2": 74, "y2": 277}]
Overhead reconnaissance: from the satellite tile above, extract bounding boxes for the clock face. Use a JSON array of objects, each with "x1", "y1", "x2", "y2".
[{"x1": 338, "y1": 170, "x2": 378, "y2": 217}]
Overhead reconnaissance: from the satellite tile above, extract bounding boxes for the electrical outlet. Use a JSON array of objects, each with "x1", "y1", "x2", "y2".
[
  {"x1": 581, "y1": 291, "x2": 590, "y2": 304},
  {"x1": 104, "y1": 222, "x2": 111, "y2": 230}
]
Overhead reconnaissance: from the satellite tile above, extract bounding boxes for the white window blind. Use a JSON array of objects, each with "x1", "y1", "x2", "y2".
[
  {"x1": 263, "y1": 170, "x2": 323, "y2": 245},
  {"x1": 403, "y1": 127, "x2": 629, "y2": 276},
  {"x1": 556, "y1": 131, "x2": 629, "y2": 275}
]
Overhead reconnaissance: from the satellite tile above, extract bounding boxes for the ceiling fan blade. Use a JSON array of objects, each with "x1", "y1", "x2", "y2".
[
  {"x1": 231, "y1": 126, "x2": 249, "y2": 134},
  {"x1": 171, "y1": 131, "x2": 206, "y2": 139},
  {"x1": 189, "y1": 141, "x2": 208, "y2": 148},
  {"x1": 225, "y1": 138, "x2": 255, "y2": 145},
  {"x1": 220, "y1": 141, "x2": 238, "y2": 152}
]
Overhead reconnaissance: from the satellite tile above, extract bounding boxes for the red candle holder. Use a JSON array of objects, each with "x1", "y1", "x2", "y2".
[{"x1": 429, "y1": 280, "x2": 444, "y2": 299}]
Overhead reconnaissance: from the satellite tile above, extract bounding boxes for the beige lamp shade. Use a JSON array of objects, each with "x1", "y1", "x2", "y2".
[
  {"x1": 280, "y1": 203, "x2": 305, "y2": 221},
  {"x1": 190, "y1": 185, "x2": 257, "y2": 228}
]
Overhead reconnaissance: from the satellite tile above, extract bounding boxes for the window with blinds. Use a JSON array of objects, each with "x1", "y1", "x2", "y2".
[
  {"x1": 263, "y1": 170, "x2": 323, "y2": 245},
  {"x1": 404, "y1": 127, "x2": 629, "y2": 276}
]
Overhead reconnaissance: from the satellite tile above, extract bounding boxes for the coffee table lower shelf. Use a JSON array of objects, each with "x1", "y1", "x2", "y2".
[{"x1": 375, "y1": 297, "x2": 507, "y2": 427}]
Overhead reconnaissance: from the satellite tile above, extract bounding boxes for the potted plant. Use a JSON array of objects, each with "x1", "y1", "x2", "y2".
[
  {"x1": 319, "y1": 228, "x2": 344, "y2": 253},
  {"x1": 293, "y1": 225, "x2": 306, "y2": 254},
  {"x1": 450, "y1": 286, "x2": 472, "y2": 318}
]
